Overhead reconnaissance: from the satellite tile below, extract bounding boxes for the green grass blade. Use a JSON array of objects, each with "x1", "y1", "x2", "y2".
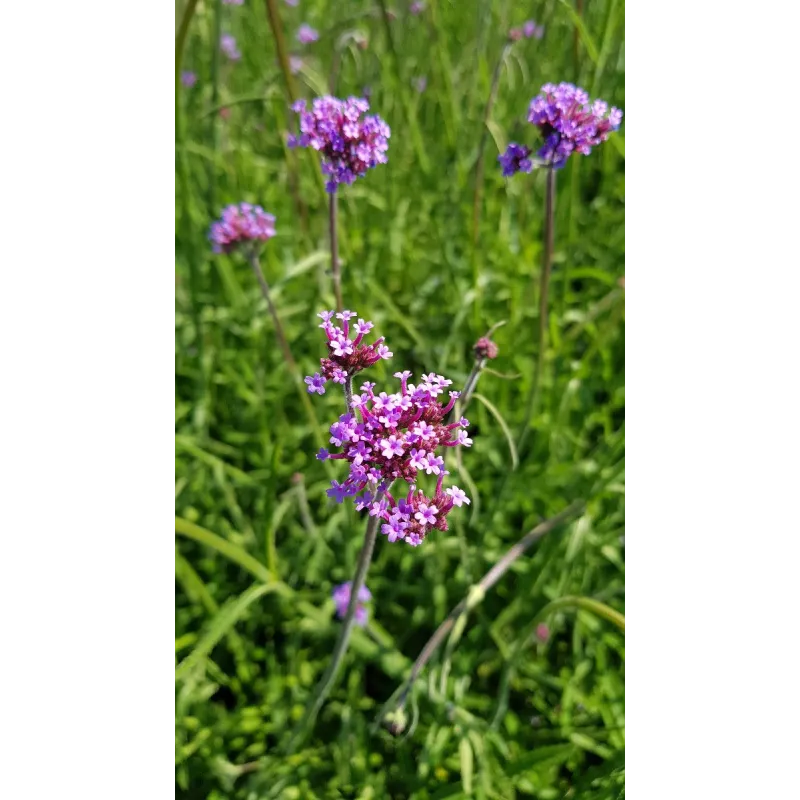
[{"x1": 176, "y1": 582, "x2": 272, "y2": 680}]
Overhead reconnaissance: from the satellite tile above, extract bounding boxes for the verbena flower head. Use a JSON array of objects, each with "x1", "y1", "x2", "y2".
[
  {"x1": 288, "y1": 96, "x2": 390, "y2": 193},
  {"x1": 332, "y1": 581, "x2": 371, "y2": 626},
  {"x1": 474, "y1": 336, "x2": 499, "y2": 360},
  {"x1": 305, "y1": 311, "x2": 390, "y2": 392},
  {"x1": 499, "y1": 82, "x2": 622, "y2": 172},
  {"x1": 307, "y1": 315, "x2": 472, "y2": 547},
  {"x1": 208, "y1": 203, "x2": 276, "y2": 254},
  {"x1": 297, "y1": 24, "x2": 319, "y2": 44},
  {"x1": 220, "y1": 34, "x2": 241, "y2": 61},
  {"x1": 181, "y1": 71, "x2": 197, "y2": 88}
]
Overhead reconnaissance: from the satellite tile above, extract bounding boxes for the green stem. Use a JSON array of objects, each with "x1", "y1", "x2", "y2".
[
  {"x1": 518, "y1": 166, "x2": 556, "y2": 452},
  {"x1": 208, "y1": 0, "x2": 222, "y2": 215},
  {"x1": 244, "y1": 250, "x2": 327, "y2": 451},
  {"x1": 286, "y1": 505, "x2": 384, "y2": 751}
]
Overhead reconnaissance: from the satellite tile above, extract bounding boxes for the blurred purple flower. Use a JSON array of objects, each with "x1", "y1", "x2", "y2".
[
  {"x1": 288, "y1": 95, "x2": 390, "y2": 193},
  {"x1": 410, "y1": 1, "x2": 425, "y2": 13},
  {"x1": 289, "y1": 55, "x2": 303, "y2": 74},
  {"x1": 223, "y1": 0, "x2": 244, "y2": 5},
  {"x1": 208, "y1": 203, "x2": 276, "y2": 254},
  {"x1": 500, "y1": 83, "x2": 623, "y2": 172},
  {"x1": 332, "y1": 581, "x2": 371, "y2": 626},
  {"x1": 181, "y1": 71, "x2": 197, "y2": 88},
  {"x1": 536, "y1": 623, "x2": 550, "y2": 642},
  {"x1": 413, "y1": 76, "x2": 427, "y2": 93},
  {"x1": 220, "y1": 33, "x2": 241, "y2": 61},
  {"x1": 285, "y1": 0, "x2": 299, "y2": 5},
  {"x1": 297, "y1": 24, "x2": 319, "y2": 44}
]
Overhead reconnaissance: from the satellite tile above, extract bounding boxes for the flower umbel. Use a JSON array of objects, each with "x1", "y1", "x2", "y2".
[
  {"x1": 288, "y1": 95, "x2": 390, "y2": 193},
  {"x1": 499, "y1": 82, "x2": 622, "y2": 172},
  {"x1": 208, "y1": 203, "x2": 276, "y2": 254},
  {"x1": 332, "y1": 582, "x2": 371, "y2": 627},
  {"x1": 307, "y1": 315, "x2": 472, "y2": 547}
]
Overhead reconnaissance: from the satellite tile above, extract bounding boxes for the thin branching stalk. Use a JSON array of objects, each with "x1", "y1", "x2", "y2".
[
  {"x1": 208, "y1": 0, "x2": 222, "y2": 215},
  {"x1": 329, "y1": 194, "x2": 344, "y2": 313},
  {"x1": 286, "y1": 502, "x2": 384, "y2": 752},
  {"x1": 245, "y1": 250, "x2": 298, "y2": 374},
  {"x1": 518, "y1": 165, "x2": 556, "y2": 452},
  {"x1": 375, "y1": 500, "x2": 584, "y2": 731},
  {"x1": 244, "y1": 250, "x2": 328, "y2": 451}
]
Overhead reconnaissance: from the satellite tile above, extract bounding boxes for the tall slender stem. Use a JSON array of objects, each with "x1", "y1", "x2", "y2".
[
  {"x1": 518, "y1": 166, "x2": 556, "y2": 452},
  {"x1": 246, "y1": 250, "x2": 298, "y2": 375},
  {"x1": 329, "y1": 193, "x2": 343, "y2": 313},
  {"x1": 376, "y1": 500, "x2": 584, "y2": 728},
  {"x1": 343, "y1": 375, "x2": 353, "y2": 414},
  {"x1": 244, "y1": 250, "x2": 329, "y2": 452},
  {"x1": 263, "y1": 0, "x2": 298, "y2": 103},
  {"x1": 286, "y1": 504, "x2": 384, "y2": 752}
]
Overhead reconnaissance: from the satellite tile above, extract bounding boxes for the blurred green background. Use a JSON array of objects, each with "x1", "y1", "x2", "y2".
[{"x1": 175, "y1": 0, "x2": 624, "y2": 797}]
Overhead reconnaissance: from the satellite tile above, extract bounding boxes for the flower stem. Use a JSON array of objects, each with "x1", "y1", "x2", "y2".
[
  {"x1": 246, "y1": 250, "x2": 298, "y2": 375},
  {"x1": 375, "y1": 500, "x2": 584, "y2": 729},
  {"x1": 286, "y1": 504, "x2": 384, "y2": 752},
  {"x1": 329, "y1": 193, "x2": 343, "y2": 314},
  {"x1": 245, "y1": 250, "x2": 328, "y2": 452},
  {"x1": 343, "y1": 375, "x2": 353, "y2": 414},
  {"x1": 518, "y1": 165, "x2": 556, "y2": 452}
]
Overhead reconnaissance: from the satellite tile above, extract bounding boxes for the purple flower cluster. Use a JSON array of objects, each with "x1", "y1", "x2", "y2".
[
  {"x1": 304, "y1": 311, "x2": 392, "y2": 394},
  {"x1": 288, "y1": 96, "x2": 390, "y2": 193},
  {"x1": 500, "y1": 83, "x2": 623, "y2": 172},
  {"x1": 297, "y1": 24, "x2": 319, "y2": 44},
  {"x1": 498, "y1": 143, "x2": 533, "y2": 177},
  {"x1": 220, "y1": 34, "x2": 241, "y2": 61},
  {"x1": 332, "y1": 581, "x2": 371, "y2": 626},
  {"x1": 510, "y1": 20, "x2": 544, "y2": 40},
  {"x1": 208, "y1": 203, "x2": 276, "y2": 254},
  {"x1": 306, "y1": 314, "x2": 472, "y2": 547}
]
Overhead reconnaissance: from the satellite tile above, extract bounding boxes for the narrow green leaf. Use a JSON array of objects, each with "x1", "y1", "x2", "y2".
[
  {"x1": 176, "y1": 582, "x2": 272, "y2": 680},
  {"x1": 175, "y1": 516, "x2": 274, "y2": 585},
  {"x1": 471, "y1": 392, "x2": 518, "y2": 470},
  {"x1": 459, "y1": 737, "x2": 474, "y2": 795}
]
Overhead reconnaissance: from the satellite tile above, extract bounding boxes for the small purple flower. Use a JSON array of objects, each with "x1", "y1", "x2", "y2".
[
  {"x1": 318, "y1": 310, "x2": 335, "y2": 326},
  {"x1": 326, "y1": 480, "x2": 348, "y2": 503},
  {"x1": 410, "y1": 1, "x2": 425, "y2": 13},
  {"x1": 208, "y1": 203, "x2": 276, "y2": 254},
  {"x1": 522, "y1": 20, "x2": 536, "y2": 38},
  {"x1": 382, "y1": 518, "x2": 408, "y2": 543},
  {"x1": 181, "y1": 71, "x2": 197, "y2": 88},
  {"x1": 305, "y1": 372, "x2": 327, "y2": 394},
  {"x1": 423, "y1": 453, "x2": 444, "y2": 475},
  {"x1": 332, "y1": 367, "x2": 348, "y2": 385},
  {"x1": 316, "y1": 448, "x2": 330, "y2": 460},
  {"x1": 445, "y1": 486, "x2": 470, "y2": 507},
  {"x1": 285, "y1": 0, "x2": 299, "y2": 5},
  {"x1": 455, "y1": 430, "x2": 473, "y2": 447},
  {"x1": 297, "y1": 24, "x2": 319, "y2": 44},
  {"x1": 379, "y1": 435, "x2": 404, "y2": 458},
  {"x1": 376, "y1": 344, "x2": 393, "y2": 360},
  {"x1": 408, "y1": 448, "x2": 427, "y2": 471},
  {"x1": 332, "y1": 581, "x2": 371, "y2": 626},
  {"x1": 223, "y1": 0, "x2": 244, "y2": 4},
  {"x1": 499, "y1": 143, "x2": 533, "y2": 177},
  {"x1": 414, "y1": 503, "x2": 438, "y2": 525},
  {"x1": 220, "y1": 33, "x2": 241, "y2": 61},
  {"x1": 289, "y1": 55, "x2": 304, "y2": 74}
]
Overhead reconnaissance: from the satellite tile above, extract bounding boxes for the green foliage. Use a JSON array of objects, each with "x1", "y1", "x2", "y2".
[{"x1": 176, "y1": 0, "x2": 625, "y2": 796}]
